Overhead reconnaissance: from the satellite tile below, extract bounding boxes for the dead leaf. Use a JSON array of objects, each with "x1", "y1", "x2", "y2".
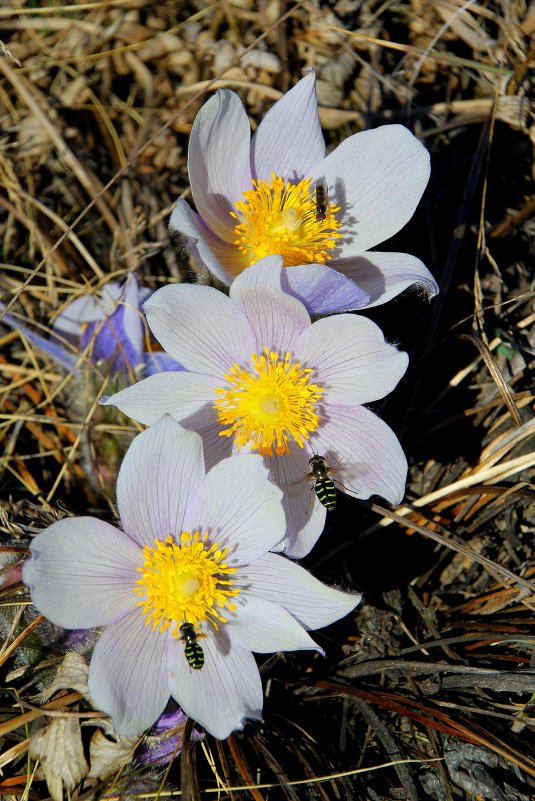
[
  {"x1": 29, "y1": 716, "x2": 88, "y2": 801},
  {"x1": 88, "y1": 729, "x2": 138, "y2": 780},
  {"x1": 40, "y1": 651, "x2": 90, "y2": 703}
]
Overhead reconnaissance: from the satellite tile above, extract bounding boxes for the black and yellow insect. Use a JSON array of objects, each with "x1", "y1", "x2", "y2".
[
  {"x1": 179, "y1": 623, "x2": 204, "y2": 670},
  {"x1": 308, "y1": 455, "x2": 337, "y2": 511},
  {"x1": 315, "y1": 180, "x2": 328, "y2": 222}
]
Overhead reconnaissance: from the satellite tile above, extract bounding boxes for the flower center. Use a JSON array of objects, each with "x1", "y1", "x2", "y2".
[
  {"x1": 230, "y1": 173, "x2": 342, "y2": 267},
  {"x1": 214, "y1": 348, "x2": 324, "y2": 457},
  {"x1": 135, "y1": 531, "x2": 239, "y2": 636}
]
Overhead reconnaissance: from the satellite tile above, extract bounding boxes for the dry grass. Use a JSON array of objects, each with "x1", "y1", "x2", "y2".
[{"x1": 0, "y1": 0, "x2": 534, "y2": 799}]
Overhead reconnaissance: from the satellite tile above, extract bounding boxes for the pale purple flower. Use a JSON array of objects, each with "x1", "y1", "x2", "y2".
[
  {"x1": 101, "y1": 257, "x2": 409, "y2": 558},
  {"x1": 23, "y1": 416, "x2": 361, "y2": 740},
  {"x1": 1, "y1": 275, "x2": 180, "y2": 377},
  {"x1": 169, "y1": 71, "x2": 438, "y2": 315}
]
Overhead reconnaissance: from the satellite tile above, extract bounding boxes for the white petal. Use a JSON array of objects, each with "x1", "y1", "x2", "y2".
[
  {"x1": 200, "y1": 454, "x2": 285, "y2": 564},
  {"x1": 169, "y1": 200, "x2": 249, "y2": 283},
  {"x1": 251, "y1": 71, "x2": 325, "y2": 181},
  {"x1": 241, "y1": 552, "x2": 362, "y2": 630},
  {"x1": 229, "y1": 257, "x2": 311, "y2": 355},
  {"x1": 333, "y1": 251, "x2": 439, "y2": 308},
  {"x1": 229, "y1": 595, "x2": 320, "y2": 652},
  {"x1": 144, "y1": 284, "x2": 255, "y2": 375},
  {"x1": 267, "y1": 448, "x2": 327, "y2": 559},
  {"x1": 23, "y1": 517, "x2": 141, "y2": 629},
  {"x1": 312, "y1": 405, "x2": 407, "y2": 505},
  {"x1": 89, "y1": 611, "x2": 170, "y2": 737},
  {"x1": 52, "y1": 282, "x2": 124, "y2": 340},
  {"x1": 101, "y1": 371, "x2": 220, "y2": 426},
  {"x1": 311, "y1": 125, "x2": 430, "y2": 252},
  {"x1": 168, "y1": 628, "x2": 262, "y2": 740},
  {"x1": 116, "y1": 417, "x2": 205, "y2": 548},
  {"x1": 297, "y1": 314, "x2": 408, "y2": 405},
  {"x1": 188, "y1": 90, "x2": 252, "y2": 241}
]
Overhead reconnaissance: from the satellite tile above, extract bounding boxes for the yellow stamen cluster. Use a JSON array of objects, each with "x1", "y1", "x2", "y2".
[
  {"x1": 135, "y1": 531, "x2": 239, "y2": 635},
  {"x1": 214, "y1": 348, "x2": 324, "y2": 457},
  {"x1": 231, "y1": 173, "x2": 342, "y2": 267}
]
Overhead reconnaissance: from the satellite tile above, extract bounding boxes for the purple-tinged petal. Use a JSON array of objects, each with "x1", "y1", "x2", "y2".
[
  {"x1": 168, "y1": 628, "x2": 262, "y2": 740},
  {"x1": 81, "y1": 313, "x2": 139, "y2": 373},
  {"x1": 117, "y1": 273, "x2": 145, "y2": 367},
  {"x1": 311, "y1": 125, "x2": 430, "y2": 253},
  {"x1": 144, "y1": 284, "x2": 255, "y2": 375},
  {"x1": 251, "y1": 71, "x2": 325, "y2": 182},
  {"x1": 311, "y1": 405, "x2": 407, "y2": 506},
  {"x1": 267, "y1": 448, "x2": 326, "y2": 559},
  {"x1": 200, "y1": 454, "x2": 285, "y2": 564},
  {"x1": 297, "y1": 315, "x2": 408, "y2": 406},
  {"x1": 241, "y1": 552, "x2": 362, "y2": 630},
  {"x1": 229, "y1": 595, "x2": 320, "y2": 653},
  {"x1": 281, "y1": 263, "x2": 370, "y2": 315},
  {"x1": 229, "y1": 257, "x2": 311, "y2": 355},
  {"x1": 52, "y1": 294, "x2": 112, "y2": 340},
  {"x1": 20, "y1": 329, "x2": 77, "y2": 372},
  {"x1": 116, "y1": 417, "x2": 206, "y2": 548},
  {"x1": 333, "y1": 251, "x2": 439, "y2": 309},
  {"x1": 89, "y1": 610, "x2": 170, "y2": 737},
  {"x1": 169, "y1": 200, "x2": 249, "y2": 284},
  {"x1": 188, "y1": 90, "x2": 252, "y2": 242},
  {"x1": 0, "y1": 304, "x2": 78, "y2": 371},
  {"x1": 23, "y1": 518, "x2": 141, "y2": 629},
  {"x1": 101, "y1": 371, "x2": 220, "y2": 426},
  {"x1": 143, "y1": 351, "x2": 184, "y2": 377}
]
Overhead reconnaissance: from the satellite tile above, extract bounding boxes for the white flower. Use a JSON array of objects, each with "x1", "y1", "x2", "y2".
[
  {"x1": 170, "y1": 71, "x2": 438, "y2": 314},
  {"x1": 23, "y1": 416, "x2": 361, "y2": 740},
  {"x1": 101, "y1": 257, "x2": 409, "y2": 558}
]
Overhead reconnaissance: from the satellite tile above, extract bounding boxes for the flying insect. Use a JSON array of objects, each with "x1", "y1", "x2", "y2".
[
  {"x1": 315, "y1": 180, "x2": 328, "y2": 222},
  {"x1": 179, "y1": 623, "x2": 204, "y2": 670},
  {"x1": 308, "y1": 455, "x2": 337, "y2": 511}
]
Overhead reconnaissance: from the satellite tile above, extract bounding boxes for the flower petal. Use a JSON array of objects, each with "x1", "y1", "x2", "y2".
[
  {"x1": 241, "y1": 552, "x2": 362, "y2": 630},
  {"x1": 229, "y1": 257, "x2": 310, "y2": 354},
  {"x1": 229, "y1": 595, "x2": 320, "y2": 653},
  {"x1": 89, "y1": 610, "x2": 170, "y2": 736},
  {"x1": 169, "y1": 200, "x2": 249, "y2": 284},
  {"x1": 200, "y1": 454, "x2": 285, "y2": 563},
  {"x1": 116, "y1": 417, "x2": 206, "y2": 548},
  {"x1": 143, "y1": 350, "x2": 184, "y2": 377},
  {"x1": 188, "y1": 90, "x2": 252, "y2": 241},
  {"x1": 333, "y1": 251, "x2": 439, "y2": 308},
  {"x1": 100, "y1": 371, "x2": 220, "y2": 426},
  {"x1": 311, "y1": 405, "x2": 407, "y2": 505},
  {"x1": 52, "y1": 293, "x2": 112, "y2": 339},
  {"x1": 117, "y1": 273, "x2": 145, "y2": 367},
  {"x1": 311, "y1": 125, "x2": 430, "y2": 253},
  {"x1": 144, "y1": 284, "x2": 255, "y2": 375},
  {"x1": 297, "y1": 314, "x2": 408, "y2": 405},
  {"x1": 281, "y1": 263, "x2": 370, "y2": 315},
  {"x1": 23, "y1": 517, "x2": 141, "y2": 628},
  {"x1": 251, "y1": 71, "x2": 325, "y2": 182},
  {"x1": 267, "y1": 448, "x2": 327, "y2": 559},
  {"x1": 168, "y1": 628, "x2": 262, "y2": 740}
]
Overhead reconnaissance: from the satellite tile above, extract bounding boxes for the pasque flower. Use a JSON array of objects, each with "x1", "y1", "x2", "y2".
[
  {"x1": 23, "y1": 416, "x2": 361, "y2": 740},
  {"x1": 169, "y1": 70, "x2": 438, "y2": 315},
  {"x1": 1, "y1": 275, "x2": 179, "y2": 377},
  {"x1": 101, "y1": 257, "x2": 409, "y2": 558}
]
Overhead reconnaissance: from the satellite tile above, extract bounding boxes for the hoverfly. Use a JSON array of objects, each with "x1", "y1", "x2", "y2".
[
  {"x1": 179, "y1": 623, "x2": 204, "y2": 670},
  {"x1": 315, "y1": 179, "x2": 328, "y2": 222},
  {"x1": 308, "y1": 455, "x2": 337, "y2": 511}
]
